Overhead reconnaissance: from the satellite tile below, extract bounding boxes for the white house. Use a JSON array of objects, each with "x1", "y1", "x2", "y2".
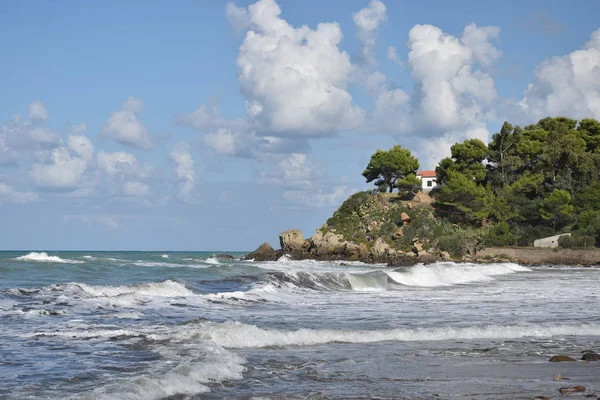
[
  {"x1": 533, "y1": 233, "x2": 570, "y2": 248},
  {"x1": 416, "y1": 170, "x2": 440, "y2": 192}
]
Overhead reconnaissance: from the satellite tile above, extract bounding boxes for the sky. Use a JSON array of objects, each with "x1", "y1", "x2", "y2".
[{"x1": 1, "y1": 0, "x2": 599, "y2": 251}]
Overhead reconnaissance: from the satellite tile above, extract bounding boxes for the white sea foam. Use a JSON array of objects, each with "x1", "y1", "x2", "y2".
[
  {"x1": 82, "y1": 255, "x2": 93, "y2": 259},
  {"x1": 277, "y1": 254, "x2": 292, "y2": 262},
  {"x1": 205, "y1": 257, "x2": 220, "y2": 265},
  {"x1": 202, "y1": 321, "x2": 600, "y2": 349},
  {"x1": 161, "y1": 254, "x2": 169, "y2": 259},
  {"x1": 76, "y1": 280, "x2": 195, "y2": 298},
  {"x1": 15, "y1": 252, "x2": 82, "y2": 264},
  {"x1": 385, "y1": 262, "x2": 530, "y2": 287}
]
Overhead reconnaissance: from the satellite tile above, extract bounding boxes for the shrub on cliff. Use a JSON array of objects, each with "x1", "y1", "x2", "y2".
[{"x1": 482, "y1": 222, "x2": 517, "y2": 247}]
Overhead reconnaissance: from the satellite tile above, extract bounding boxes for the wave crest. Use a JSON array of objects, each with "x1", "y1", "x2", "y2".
[{"x1": 15, "y1": 252, "x2": 82, "y2": 264}]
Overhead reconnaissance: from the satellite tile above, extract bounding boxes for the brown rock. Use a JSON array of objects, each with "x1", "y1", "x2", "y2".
[
  {"x1": 535, "y1": 396, "x2": 549, "y2": 400},
  {"x1": 279, "y1": 229, "x2": 305, "y2": 253},
  {"x1": 559, "y1": 386, "x2": 585, "y2": 394},
  {"x1": 400, "y1": 212, "x2": 411, "y2": 224},
  {"x1": 392, "y1": 227, "x2": 404, "y2": 240},
  {"x1": 370, "y1": 237, "x2": 392, "y2": 260},
  {"x1": 440, "y1": 251, "x2": 451, "y2": 261},
  {"x1": 549, "y1": 355, "x2": 576, "y2": 362},
  {"x1": 241, "y1": 242, "x2": 278, "y2": 261},
  {"x1": 412, "y1": 191, "x2": 433, "y2": 204}
]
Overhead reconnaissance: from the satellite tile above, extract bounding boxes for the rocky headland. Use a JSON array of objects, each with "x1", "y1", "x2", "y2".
[{"x1": 242, "y1": 191, "x2": 600, "y2": 266}]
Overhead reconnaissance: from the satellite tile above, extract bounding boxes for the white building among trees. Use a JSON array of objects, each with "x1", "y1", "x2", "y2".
[{"x1": 416, "y1": 170, "x2": 440, "y2": 192}]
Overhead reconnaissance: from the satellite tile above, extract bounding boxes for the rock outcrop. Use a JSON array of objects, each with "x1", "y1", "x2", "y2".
[
  {"x1": 279, "y1": 229, "x2": 305, "y2": 253},
  {"x1": 241, "y1": 242, "x2": 278, "y2": 261}
]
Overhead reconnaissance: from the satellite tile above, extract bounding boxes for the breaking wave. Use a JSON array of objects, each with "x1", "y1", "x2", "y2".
[
  {"x1": 15, "y1": 252, "x2": 82, "y2": 264},
  {"x1": 385, "y1": 262, "x2": 530, "y2": 287},
  {"x1": 202, "y1": 320, "x2": 600, "y2": 349}
]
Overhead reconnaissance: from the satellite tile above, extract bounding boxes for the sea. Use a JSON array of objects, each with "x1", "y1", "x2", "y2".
[{"x1": 1, "y1": 251, "x2": 599, "y2": 399}]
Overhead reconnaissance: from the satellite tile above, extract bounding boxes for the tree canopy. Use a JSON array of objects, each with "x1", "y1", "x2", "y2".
[
  {"x1": 433, "y1": 116, "x2": 600, "y2": 245},
  {"x1": 362, "y1": 145, "x2": 419, "y2": 193}
]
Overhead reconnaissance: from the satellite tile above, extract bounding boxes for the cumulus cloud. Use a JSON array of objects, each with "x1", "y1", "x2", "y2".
[
  {"x1": 122, "y1": 181, "x2": 150, "y2": 197},
  {"x1": 97, "y1": 150, "x2": 137, "y2": 176},
  {"x1": 366, "y1": 23, "x2": 500, "y2": 147},
  {"x1": 101, "y1": 97, "x2": 152, "y2": 149},
  {"x1": 235, "y1": 0, "x2": 364, "y2": 136},
  {"x1": 260, "y1": 153, "x2": 325, "y2": 188},
  {"x1": 353, "y1": 0, "x2": 387, "y2": 65},
  {"x1": 517, "y1": 28, "x2": 600, "y2": 120},
  {"x1": 170, "y1": 141, "x2": 197, "y2": 203},
  {"x1": 226, "y1": 2, "x2": 250, "y2": 34},
  {"x1": 29, "y1": 101, "x2": 48, "y2": 121},
  {"x1": 96, "y1": 150, "x2": 152, "y2": 197},
  {"x1": 31, "y1": 134, "x2": 94, "y2": 190},
  {"x1": 0, "y1": 182, "x2": 38, "y2": 204}
]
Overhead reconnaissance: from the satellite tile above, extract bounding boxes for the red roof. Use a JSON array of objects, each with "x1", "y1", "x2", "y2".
[{"x1": 417, "y1": 170, "x2": 436, "y2": 178}]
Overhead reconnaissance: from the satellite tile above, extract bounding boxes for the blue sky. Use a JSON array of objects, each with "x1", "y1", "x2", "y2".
[{"x1": 1, "y1": 0, "x2": 599, "y2": 251}]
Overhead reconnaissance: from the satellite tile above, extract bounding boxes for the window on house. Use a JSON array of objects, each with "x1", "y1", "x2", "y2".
[{"x1": 427, "y1": 180, "x2": 432, "y2": 187}]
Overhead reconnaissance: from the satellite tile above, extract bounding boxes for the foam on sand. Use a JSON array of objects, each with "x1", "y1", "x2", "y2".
[{"x1": 15, "y1": 252, "x2": 82, "y2": 264}]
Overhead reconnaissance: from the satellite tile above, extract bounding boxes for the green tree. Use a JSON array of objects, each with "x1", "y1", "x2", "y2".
[
  {"x1": 362, "y1": 145, "x2": 419, "y2": 193},
  {"x1": 436, "y1": 170, "x2": 495, "y2": 223},
  {"x1": 396, "y1": 173, "x2": 422, "y2": 198},
  {"x1": 539, "y1": 189, "x2": 574, "y2": 231},
  {"x1": 450, "y1": 139, "x2": 488, "y2": 182}
]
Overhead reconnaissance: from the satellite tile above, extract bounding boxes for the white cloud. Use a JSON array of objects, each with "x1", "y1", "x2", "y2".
[
  {"x1": 261, "y1": 153, "x2": 324, "y2": 188},
  {"x1": 518, "y1": 28, "x2": 600, "y2": 120},
  {"x1": 31, "y1": 135, "x2": 94, "y2": 190},
  {"x1": 353, "y1": 0, "x2": 387, "y2": 65},
  {"x1": 366, "y1": 23, "x2": 500, "y2": 143},
  {"x1": 101, "y1": 97, "x2": 152, "y2": 149},
  {"x1": 170, "y1": 141, "x2": 197, "y2": 203},
  {"x1": 387, "y1": 46, "x2": 403, "y2": 66},
  {"x1": 226, "y1": 2, "x2": 250, "y2": 34},
  {"x1": 283, "y1": 186, "x2": 355, "y2": 208},
  {"x1": 69, "y1": 123, "x2": 88, "y2": 135},
  {"x1": 28, "y1": 127, "x2": 60, "y2": 146},
  {"x1": 0, "y1": 182, "x2": 38, "y2": 204},
  {"x1": 122, "y1": 181, "x2": 150, "y2": 197},
  {"x1": 29, "y1": 101, "x2": 48, "y2": 121},
  {"x1": 97, "y1": 150, "x2": 137, "y2": 176},
  {"x1": 202, "y1": 128, "x2": 242, "y2": 157},
  {"x1": 461, "y1": 24, "x2": 502, "y2": 68},
  {"x1": 235, "y1": 0, "x2": 364, "y2": 136}
]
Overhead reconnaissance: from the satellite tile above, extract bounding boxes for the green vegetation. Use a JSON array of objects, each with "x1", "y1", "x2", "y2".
[
  {"x1": 433, "y1": 117, "x2": 600, "y2": 247},
  {"x1": 362, "y1": 145, "x2": 419, "y2": 193},
  {"x1": 325, "y1": 191, "x2": 482, "y2": 257},
  {"x1": 337, "y1": 116, "x2": 600, "y2": 255}
]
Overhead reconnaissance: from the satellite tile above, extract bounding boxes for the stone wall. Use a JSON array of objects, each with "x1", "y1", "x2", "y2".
[{"x1": 477, "y1": 247, "x2": 600, "y2": 266}]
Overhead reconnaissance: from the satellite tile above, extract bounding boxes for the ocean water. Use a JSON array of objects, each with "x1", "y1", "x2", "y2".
[{"x1": 1, "y1": 251, "x2": 599, "y2": 399}]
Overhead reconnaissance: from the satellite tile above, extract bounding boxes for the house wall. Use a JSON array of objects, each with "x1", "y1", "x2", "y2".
[
  {"x1": 420, "y1": 177, "x2": 440, "y2": 192},
  {"x1": 533, "y1": 233, "x2": 571, "y2": 248}
]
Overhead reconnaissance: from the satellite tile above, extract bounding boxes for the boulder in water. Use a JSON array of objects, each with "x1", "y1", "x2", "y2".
[
  {"x1": 581, "y1": 351, "x2": 600, "y2": 361},
  {"x1": 241, "y1": 242, "x2": 278, "y2": 261},
  {"x1": 559, "y1": 385, "x2": 585, "y2": 394},
  {"x1": 549, "y1": 355, "x2": 576, "y2": 362},
  {"x1": 279, "y1": 229, "x2": 305, "y2": 253},
  {"x1": 215, "y1": 254, "x2": 234, "y2": 259}
]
